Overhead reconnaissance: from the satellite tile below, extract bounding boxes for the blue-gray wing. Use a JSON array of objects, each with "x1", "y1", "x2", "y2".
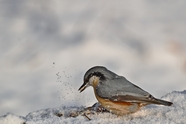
[{"x1": 96, "y1": 76, "x2": 158, "y2": 104}]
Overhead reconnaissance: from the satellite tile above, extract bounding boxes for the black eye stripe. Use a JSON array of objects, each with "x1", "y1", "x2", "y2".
[{"x1": 87, "y1": 72, "x2": 106, "y2": 81}]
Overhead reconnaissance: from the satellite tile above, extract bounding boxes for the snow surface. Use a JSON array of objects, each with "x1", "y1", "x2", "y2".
[
  {"x1": 0, "y1": 90, "x2": 185, "y2": 124},
  {"x1": 1, "y1": 0, "x2": 186, "y2": 119}
]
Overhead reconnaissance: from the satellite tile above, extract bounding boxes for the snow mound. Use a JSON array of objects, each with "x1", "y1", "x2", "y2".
[
  {"x1": 0, "y1": 90, "x2": 186, "y2": 124},
  {"x1": 0, "y1": 113, "x2": 25, "y2": 124}
]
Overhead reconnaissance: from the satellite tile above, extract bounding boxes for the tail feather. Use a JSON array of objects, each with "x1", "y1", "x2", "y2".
[{"x1": 153, "y1": 98, "x2": 173, "y2": 106}]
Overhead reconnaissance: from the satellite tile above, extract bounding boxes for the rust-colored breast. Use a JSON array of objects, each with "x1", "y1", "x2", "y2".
[{"x1": 92, "y1": 78, "x2": 140, "y2": 115}]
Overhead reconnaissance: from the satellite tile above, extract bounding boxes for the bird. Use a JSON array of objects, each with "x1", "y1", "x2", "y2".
[{"x1": 78, "y1": 66, "x2": 173, "y2": 115}]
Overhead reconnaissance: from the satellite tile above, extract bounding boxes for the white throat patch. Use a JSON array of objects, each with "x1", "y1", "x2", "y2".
[{"x1": 89, "y1": 76, "x2": 100, "y2": 86}]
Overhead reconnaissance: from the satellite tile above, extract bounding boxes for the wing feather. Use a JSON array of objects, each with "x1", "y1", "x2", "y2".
[{"x1": 96, "y1": 76, "x2": 155, "y2": 103}]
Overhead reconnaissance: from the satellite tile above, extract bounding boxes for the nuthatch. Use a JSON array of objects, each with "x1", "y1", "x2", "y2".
[{"x1": 78, "y1": 66, "x2": 173, "y2": 115}]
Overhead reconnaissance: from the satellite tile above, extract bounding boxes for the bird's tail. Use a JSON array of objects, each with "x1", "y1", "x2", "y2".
[{"x1": 154, "y1": 98, "x2": 173, "y2": 106}]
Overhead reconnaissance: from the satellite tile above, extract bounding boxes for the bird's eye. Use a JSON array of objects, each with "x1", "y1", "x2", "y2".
[
  {"x1": 87, "y1": 73, "x2": 93, "y2": 80},
  {"x1": 86, "y1": 72, "x2": 106, "y2": 82},
  {"x1": 93, "y1": 72, "x2": 106, "y2": 80}
]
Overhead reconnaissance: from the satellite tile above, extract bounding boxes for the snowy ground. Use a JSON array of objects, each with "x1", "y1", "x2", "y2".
[
  {"x1": 0, "y1": 90, "x2": 186, "y2": 124},
  {"x1": 0, "y1": 1, "x2": 186, "y2": 123}
]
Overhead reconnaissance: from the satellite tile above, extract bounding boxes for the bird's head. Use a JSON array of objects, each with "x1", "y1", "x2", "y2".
[{"x1": 78, "y1": 66, "x2": 117, "y2": 92}]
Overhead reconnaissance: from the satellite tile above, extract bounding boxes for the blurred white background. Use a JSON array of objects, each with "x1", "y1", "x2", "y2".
[{"x1": 0, "y1": 0, "x2": 186, "y2": 116}]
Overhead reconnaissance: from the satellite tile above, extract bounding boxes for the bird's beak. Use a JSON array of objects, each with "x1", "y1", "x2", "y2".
[{"x1": 78, "y1": 82, "x2": 88, "y2": 93}]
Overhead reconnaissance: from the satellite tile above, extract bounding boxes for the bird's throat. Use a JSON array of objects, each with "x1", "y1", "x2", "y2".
[{"x1": 92, "y1": 77, "x2": 100, "y2": 88}]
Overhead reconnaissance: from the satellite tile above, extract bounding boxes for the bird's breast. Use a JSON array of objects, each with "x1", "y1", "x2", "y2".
[{"x1": 92, "y1": 79, "x2": 140, "y2": 115}]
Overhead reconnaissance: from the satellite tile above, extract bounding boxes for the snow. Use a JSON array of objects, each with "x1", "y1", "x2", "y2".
[{"x1": 0, "y1": 90, "x2": 185, "y2": 124}]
